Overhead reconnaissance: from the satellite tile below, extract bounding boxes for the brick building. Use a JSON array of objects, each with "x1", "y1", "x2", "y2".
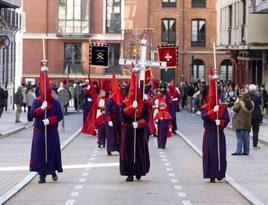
[{"x1": 23, "y1": 0, "x2": 231, "y2": 85}]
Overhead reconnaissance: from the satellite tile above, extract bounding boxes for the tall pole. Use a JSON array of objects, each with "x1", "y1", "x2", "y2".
[
  {"x1": 213, "y1": 42, "x2": 220, "y2": 171},
  {"x1": 133, "y1": 70, "x2": 138, "y2": 163},
  {"x1": 42, "y1": 38, "x2": 48, "y2": 163}
]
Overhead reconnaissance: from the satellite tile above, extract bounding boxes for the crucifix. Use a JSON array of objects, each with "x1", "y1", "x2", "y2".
[
  {"x1": 119, "y1": 38, "x2": 167, "y2": 164},
  {"x1": 119, "y1": 38, "x2": 167, "y2": 99}
]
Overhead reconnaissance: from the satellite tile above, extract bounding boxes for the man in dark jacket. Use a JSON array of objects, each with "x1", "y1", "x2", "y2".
[
  {"x1": 0, "y1": 86, "x2": 8, "y2": 118},
  {"x1": 249, "y1": 84, "x2": 262, "y2": 149},
  {"x1": 14, "y1": 86, "x2": 24, "y2": 123}
]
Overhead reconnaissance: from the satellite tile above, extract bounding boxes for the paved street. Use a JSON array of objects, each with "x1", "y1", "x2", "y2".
[
  {"x1": 177, "y1": 111, "x2": 268, "y2": 205},
  {"x1": 4, "y1": 122, "x2": 249, "y2": 205},
  {"x1": 0, "y1": 112, "x2": 82, "y2": 203}
]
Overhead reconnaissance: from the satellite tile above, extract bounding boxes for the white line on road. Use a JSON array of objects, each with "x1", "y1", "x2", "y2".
[
  {"x1": 79, "y1": 178, "x2": 87, "y2": 183},
  {"x1": 174, "y1": 185, "x2": 182, "y2": 190},
  {"x1": 177, "y1": 192, "x2": 187, "y2": 198},
  {"x1": 65, "y1": 199, "x2": 75, "y2": 205},
  {"x1": 70, "y1": 192, "x2": 79, "y2": 197},
  {"x1": 74, "y1": 185, "x2": 83, "y2": 190},
  {"x1": 82, "y1": 172, "x2": 89, "y2": 177},
  {"x1": 89, "y1": 158, "x2": 95, "y2": 161},
  {"x1": 164, "y1": 163, "x2": 171, "y2": 166},
  {"x1": 166, "y1": 167, "x2": 173, "y2": 172},
  {"x1": 182, "y1": 200, "x2": 192, "y2": 205},
  {"x1": 171, "y1": 179, "x2": 178, "y2": 183},
  {"x1": 162, "y1": 158, "x2": 168, "y2": 162},
  {"x1": 169, "y1": 173, "x2": 175, "y2": 177},
  {"x1": 0, "y1": 162, "x2": 119, "y2": 172}
]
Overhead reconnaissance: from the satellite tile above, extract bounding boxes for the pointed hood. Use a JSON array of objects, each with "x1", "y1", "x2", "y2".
[
  {"x1": 167, "y1": 79, "x2": 176, "y2": 97},
  {"x1": 123, "y1": 71, "x2": 141, "y2": 107},
  {"x1": 207, "y1": 68, "x2": 217, "y2": 107},
  {"x1": 39, "y1": 61, "x2": 52, "y2": 102},
  {"x1": 109, "y1": 73, "x2": 122, "y2": 106},
  {"x1": 86, "y1": 78, "x2": 98, "y2": 100}
]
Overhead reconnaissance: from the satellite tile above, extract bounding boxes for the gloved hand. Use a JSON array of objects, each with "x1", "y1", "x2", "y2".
[
  {"x1": 172, "y1": 97, "x2": 178, "y2": 101},
  {"x1": 132, "y1": 121, "x2": 138, "y2": 129},
  {"x1": 144, "y1": 94, "x2": 148, "y2": 101},
  {"x1": 41, "y1": 66, "x2": 48, "y2": 72},
  {"x1": 88, "y1": 98, "x2": 92, "y2": 102},
  {"x1": 41, "y1": 101, "x2": 47, "y2": 110},
  {"x1": 108, "y1": 121, "x2": 113, "y2": 127},
  {"x1": 155, "y1": 119, "x2": 159, "y2": 123},
  {"x1": 132, "y1": 100, "x2": 138, "y2": 109},
  {"x1": 215, "y1": 119, "x2": 220, "y2": 126},
  {"x1": 169, "y1": 128, "x2": 172, "y2": 132},
  {"x1": 214, "y1": 105, "x2": 219, "y2": 113},
  {"x1": 87, "y1": 85, "x2": 91, "y2": 90},
  {"x1": 42, "y1": 118, "x2": 49, "y2": 125}
]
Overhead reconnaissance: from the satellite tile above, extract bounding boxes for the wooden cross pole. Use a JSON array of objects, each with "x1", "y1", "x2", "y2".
[{"x1": 119, "y1": 38, "x2": 167, "y2": 163}]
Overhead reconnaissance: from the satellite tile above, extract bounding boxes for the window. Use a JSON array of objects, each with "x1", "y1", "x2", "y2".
[
  {"x1": 191, "y1": 59, "x2": 205, "y2": 81},
  {"x1": 191, "y1": 19, "x2": 205, "y2": 47},
  {"x1": 106, "y1": 0, "x2": 121, "y2": 34},
  {"x1": 162, "y1": 0, "x2": 176, "y2": 8},
  {"x1": 161, "y1": 19, "x2": 176, "y2": 44},
  {"x1": 106, "y1": 43, "x2": 120, "y2": 74},
  {"x1": 220, "y1": 60, "x2": 233, "y2": 81},
  {"x1": 57, "y1": 0, "x2": 91, "y2": 35},
  {"x1": 64, "y1": 43, "x2": 83, "y2": 74},
  {"x1": 192, "y1": 0, "x2": 206, "y2": 8}
]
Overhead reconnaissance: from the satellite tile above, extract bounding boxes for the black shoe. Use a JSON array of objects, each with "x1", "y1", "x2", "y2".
[
  {"x1": 126, "y1": 176, "x2": 134, "y2": 182},
  {"x1": 217, "y1": 178, "x2": 222, "y2": 181},
  {"x1": 107, "y1": 152, "x2": 112, "y2": 156},
  {"x1": 38, "y1": 176, "x2": 46, "y2": 184},
  {"x1": 136, "y1": 175, "x2": 141, "y2": 180},
  {"x1": 210, "y1": 178, "x2": 215, "y2": 183},
  {"x1": 242, "y1": 153, "x2": 249, "y2": 156},
  {"x1": 98, "y1": 145, "x2": 101, "y2": 148},
  {"x1": 52, "y1": 173, "x2": 58, "y2": 181},
  {"x1": 231, "y1": 152, "x2": 242, "y2": 156}
]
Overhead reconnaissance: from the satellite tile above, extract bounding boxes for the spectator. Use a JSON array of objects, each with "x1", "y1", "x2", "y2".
[
  {"x1": 26, "y1": 86, "x2": 36, "y2": 122},
  {"x1": 0, "y1": 86, "x2": 8, "y2": 118},
  {"x1": 249, "y1": 84, "x2": 262, "y2": 149},
  {"x1": 14, "y1": 86, "x2": 24, "y2": 123},
  {"x1": 232, "y1": 92, "x2": 254, "y2": 156},
  {"x1": 21, "y1": 84, "x2": 27, "y2": 112},
  {"x1": 186, "y1": 82, "x2": 195, "y2": 112},
  {"x1": 4, "y1": 83, "x2": 8, "y2": 111}
]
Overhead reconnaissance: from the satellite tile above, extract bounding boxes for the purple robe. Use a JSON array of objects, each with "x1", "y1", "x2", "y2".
[
  {"x1": 119, "y1": 103, "x2": 150, "y2": 176},
  {"x1": 167, "y1": 100, "x2": 177, "y2": 131},
  {"x1": 105, "y1": 98, "x2": 121, "y2": 152},
  {"x1": 30, "y1": 98, "x2": 63, "y2": 176},
  {"x1": 83, "y1": 91, "x2": 93, "y2": 124},
  {"x1": 157, "y1": 119, "x2": 171, "y2": 149},
  {"x1": 201, "y1": 107, "x2": 229, "y2": 179}
]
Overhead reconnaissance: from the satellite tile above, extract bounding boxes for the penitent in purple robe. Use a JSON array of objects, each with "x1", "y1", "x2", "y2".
[
  {"x1": 30, "y1": 98, "x2": 63, "y2": 176},
  {"x1": 157, "y1": 119, "x2": 171, "y2": 149},
  {"x1": 105, "y1": 98, "x2": 121, "y2": 153},
  {"x1": 119, "y1": 103, "x2": 150, "y2": 176},
  {"x1": 83, "y1": 91, "x2": 93, "y2": 124},
  {"x1": 201, "y1": 106, "x2": 229, "y2": 179}
]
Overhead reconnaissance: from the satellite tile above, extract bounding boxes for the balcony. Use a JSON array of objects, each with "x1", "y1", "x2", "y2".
[{"x1": 0, "y1": 0, "x2": 21, "y2": 8}]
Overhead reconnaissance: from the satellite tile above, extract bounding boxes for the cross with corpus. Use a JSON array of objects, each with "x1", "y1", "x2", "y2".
[{"x1": 119, "y1": 38, "x2": 167, "y2": 98}]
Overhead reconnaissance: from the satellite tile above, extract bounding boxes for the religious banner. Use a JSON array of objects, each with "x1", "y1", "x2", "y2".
[
  {"x1": 158, "y1": 46, "x2": 177, "y2": 67},
  {"x1": 91, "y1": 45, "x2": 109, "y2": 66},
  {"x1": 145, "y1": 67, "x2": 152, "y2": 86}
]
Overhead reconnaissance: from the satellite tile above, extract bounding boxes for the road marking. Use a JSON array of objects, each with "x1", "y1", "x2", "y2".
[
  {"x1": 160, "y1": 155, "x2": 166, "y2": 158},
  {"x1": 89, "y1": 158, "x2": 95, "y2": 161},
  {"x1": 177, "y1": 192, "x2": 187, "y2": 198},
  {"x1": 182, "y1": 200, "x2": 192, "y2": 205},
  {"x1": 74, "y1": 185, "x2": 83, "y2": 190},
  {"x1": 162, "y1": 158, "x2": 168, "y2": 162},
  {"x1": 91, "y1": 154, "x2": 97, "y2": 157},
  {"x1": 174, "y1": 185, "x2": 182, "y2": 190},
  {"x1": 71, "y1": 192, "x2": 79, "y2": 197},
  {"x1": 166, "y1": 167, "x2": 173, "y2": 172},
  {"x1": 79, "y1": 178, "x2": 87, "y2": 183},
  {"x1": 159, "y1": 152, "x2": 164, "y2": 155},
  {"x1": 169, "y1": 173, "x2": 175, "y2": 177},
  {"x1": 82, "y1": 172, "x2": 89, "y2": 177},
  {"x1": 93, "y1": 150, "x2": 98, "y2": 153},
  {"x1": 171, "y1": 179, "x2": 178, "y2": 183},
  {"x1": 65, "y1": 199, "x2": 75, "y2": 205},
  {"x1": 164, "y1": 163, "x2": 171, "y2": 166}
]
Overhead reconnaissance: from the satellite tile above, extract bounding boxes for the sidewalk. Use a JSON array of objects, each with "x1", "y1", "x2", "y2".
[
  {"x1": 177, "y1": 111, "x2": 268, "y2": 205},
  {"x1": 0, "y1": 112, "x2": 82, "y2": 204},
  {"x1": 0, "y1": 110, "x2": 29, "y2": 136}
]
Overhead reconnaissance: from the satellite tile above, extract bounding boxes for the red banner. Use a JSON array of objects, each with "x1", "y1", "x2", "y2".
[
  {"x1": 145, "y1": 67, "x2": 152, "y2": 86},
  {"x1": 158, "y1": 46, "x2": 177, "y2": 67}
]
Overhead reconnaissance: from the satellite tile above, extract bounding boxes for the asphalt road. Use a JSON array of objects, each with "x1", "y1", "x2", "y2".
[{"x1": 5, "y1": 131, "x2": 249, "y2": 205}]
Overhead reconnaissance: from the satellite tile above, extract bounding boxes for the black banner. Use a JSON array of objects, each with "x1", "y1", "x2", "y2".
[{"x1": 91, "y1": 45, "x2": 109, "y2": 66}]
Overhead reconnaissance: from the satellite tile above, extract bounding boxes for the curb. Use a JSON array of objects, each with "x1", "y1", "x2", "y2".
[
  {"x1": 175, "y1": 130, "x2": 265, "y2": 205},
  {"x1": 0, "y1": 127, "x2": 82, "y2": 205},
  {"x1": 0, "y1": 124, "x2": 33, "y2": 137}
]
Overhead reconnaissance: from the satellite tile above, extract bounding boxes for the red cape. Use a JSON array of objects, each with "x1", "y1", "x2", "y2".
[{"x1": 82, "y1": 99, "x2": 98, "y2": 135}]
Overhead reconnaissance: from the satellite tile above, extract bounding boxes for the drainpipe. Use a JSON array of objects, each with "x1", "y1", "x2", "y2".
[{"x1": 181, "y1": 0, "x2": 185, "y2": 82}]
